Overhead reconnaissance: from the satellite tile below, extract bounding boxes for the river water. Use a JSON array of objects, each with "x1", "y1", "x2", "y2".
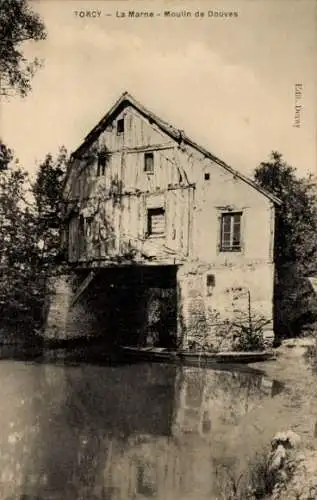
[{"x1": 0, "y1": 359, "x2": 285, "y2": 500}]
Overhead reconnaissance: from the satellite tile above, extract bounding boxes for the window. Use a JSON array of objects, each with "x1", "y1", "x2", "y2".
[
  {"x1": 96, "y1": 152, "x2": 108, "y2": 176},
  {"x1": 204, "y1": 172, "x2": 210, "y2": 180},
  {"x1": 144, "y1": 152, "x2": 154, "y2": 173},
  {"x1": 147, "y1": 207, "x2": 165, "y2": 236},
  {"x1": 220, "y1": 212, "x2": 242, "y2": 251},
  {"x1": 85, "y1": 216, "x2": 93, "y2": 238},
  {"x1": 206, "y1": 274, "x2": 215, "y2": 295},
  {"x1": 117, "y1": 118, "x2": 124, "y2": 134}
]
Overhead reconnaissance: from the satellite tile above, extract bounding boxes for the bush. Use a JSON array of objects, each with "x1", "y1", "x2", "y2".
[
  {"x1": 254, "y1": 152, "x2": 317, "y2": 339},
  {"x1": 233, "y1": 316, "x2": 268, "y2": 352}
]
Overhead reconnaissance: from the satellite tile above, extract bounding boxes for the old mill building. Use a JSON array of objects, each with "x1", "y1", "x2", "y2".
[{"x1": 46, "y1": 92, "x2": 281, "y2": 351}]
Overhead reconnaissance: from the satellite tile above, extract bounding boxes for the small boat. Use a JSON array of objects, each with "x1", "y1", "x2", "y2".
[
  {"x1": 120, "y1": 346, "x2": 276, "y2": 365},
  {"x1": 121, "y1": 346, "x2": 178, "y2": 363}
]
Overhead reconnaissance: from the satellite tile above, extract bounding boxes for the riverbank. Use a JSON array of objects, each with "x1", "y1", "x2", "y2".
[
  {"x1": 251, "y1": 336, "x2": 317, "y2": 446},
  {"x1": 245, "y1": 336, "x2": 317, "y2": 499}
]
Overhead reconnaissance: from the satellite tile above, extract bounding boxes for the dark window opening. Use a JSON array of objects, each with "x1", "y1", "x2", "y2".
[
  {"x1": 144, "y1": 152, "x2": 154, "y2": 173},
  {"x1": 97, "y1": 152, "x2": 108, "y2": 176},
  {"x1": 206, "y1": 274, "x2": 215, "y2": 296},
  {"x1": 220, "y1": 212, "x2": 242, "y2": 252},
  {"x1": 204, "y1": 172, "x2": 210, "y2": 180},
  {"x1": 206, "y1": 274, "x2": 215, "y2": 287},
  {"x1": 147, "y1": 207, "x2": 165, "y2": 236},
  {"x1": 117, "y1": 118, "x2": 124, "y2": 134}
]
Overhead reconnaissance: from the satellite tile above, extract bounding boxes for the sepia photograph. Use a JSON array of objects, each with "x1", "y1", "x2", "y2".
[{"x1": 0, "y1": 0, "x2": 317, "y2": 498}]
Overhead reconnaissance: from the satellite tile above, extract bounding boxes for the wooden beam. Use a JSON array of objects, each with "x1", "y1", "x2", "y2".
[
  {"x1": 65, "y1": 184, "x2": 196, "y2": 206},
  {"x1": 70, "y1": 270, "x2": 97, "y2": 308},
  {"x1": 172, "y1": 147, "x2": 191, "y2": 186},
  {"x1": 98, "y1": 143, "x2": 175, "y2": 155}
]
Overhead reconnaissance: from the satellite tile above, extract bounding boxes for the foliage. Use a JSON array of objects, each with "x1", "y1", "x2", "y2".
[
  {"x1": 0, "y1": 147, "x2": 42, "y2": 332},
  {"x1": 184, "y1": 292, "x2": 269, "y2": 353},
  {"x1": 214, "y1": 450, "x2": 275, "y2": 499},
  {"x1": 232, "y1": 292, "x2": 268, "y2": 352},
  {"x1": 254, "y1": 151, "x2": 317, "y2": 337},
  {"x1": 233, "y1": 317, "x2": 268, "y2": 352},
  {"x1": 254, "y1": 151, "x2": 317, "y2": 271},
  {"x1": 0, "y1": 0, "x2": 46, "y2": 97},
  {"x1": 0, "y1": 143, "x2": 67, "y2": 338},
  {"x1": 32, "y1": 146, "x2": 68, "y2": 267},
  {"x1": 0, "y1": 143, "x2": 14, "y2": 172},
  {"x1": 215, "y1": 463, "x2": 245, "y2": 500},
  {"x1": 185, "y1": 309, "x2": 220, "y2": 352},
  {"x1": 215, "y1": 449, "x2": 290, "y2": 500},
  {"x1": 244, "y1": 450, "x2": 276, "y2": 499}
]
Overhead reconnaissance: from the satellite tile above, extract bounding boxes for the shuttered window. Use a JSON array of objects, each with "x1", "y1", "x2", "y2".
[
  {"x1": 147, "y1": 207, "x2": 165, "y2": 236},
  {"x1": 220, "y1": 212, "x2": 242, "y2": 251}
]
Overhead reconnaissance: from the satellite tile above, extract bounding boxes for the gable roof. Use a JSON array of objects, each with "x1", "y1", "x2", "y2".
[{"x1": 70, "y1": 91, "x2": 282, "y2": 206}]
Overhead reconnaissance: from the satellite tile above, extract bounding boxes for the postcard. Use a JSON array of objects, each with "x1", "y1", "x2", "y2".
[{"x1": 1, "y1": 1, "x2": 317, "y2": 499}]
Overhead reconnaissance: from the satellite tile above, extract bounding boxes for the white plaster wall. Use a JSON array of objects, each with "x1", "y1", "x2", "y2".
[{"x1": 190, "y1": 160, "x2": 275, "y2": 264}]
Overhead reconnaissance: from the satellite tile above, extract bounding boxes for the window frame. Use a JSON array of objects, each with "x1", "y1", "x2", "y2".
[
  {"x1": 146, "y1": 207, "x2": 166, "y2": 237},
  {"x1": 117, "y1": 118, "x2": 124, "y2": 135},
  {"x1": 144, "y1": 151, "x2": 154, "y2": 174},
  {"x1": 219, "y1": 211, "x2": 242, "y2": 252}
]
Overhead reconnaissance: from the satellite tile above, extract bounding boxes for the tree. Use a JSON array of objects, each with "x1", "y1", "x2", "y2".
[
  {"x1": 32, "y1": 146, "x2": 68, "y2": 267},
  {"x1": 0, "y1": 143, "x2": 67, "y2": 340},
  {"x1": 0, "y1": 0, "x2": 46, "y2": 97},
  {"x1": 254, "y1": 151, "x2": 317, "y2": 337},
  {"x1": 0, "y1": 143, "x2": 13, "y2": 171},
  {"x1": 0, "y1": 145, "x2": 43, "y2": 334}
]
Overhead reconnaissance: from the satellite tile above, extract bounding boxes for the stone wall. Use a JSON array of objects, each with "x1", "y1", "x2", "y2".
[
  {"x1": 177, "y1": 260, "x2": 275, "y2": 351},
  {"x1": 43, "y1": 268, "x2": 178, "y2": 347},
  {"x1": 44, "y1": 260, "x2": 275, "y2": 351},
  {"x1": 44, "y1": 274, "x2": 99, "y2": 340}
]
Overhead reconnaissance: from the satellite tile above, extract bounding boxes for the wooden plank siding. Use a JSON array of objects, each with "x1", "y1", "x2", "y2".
[
  {"x1": 67, "y1": 189, "x2": 193, "y2": 264},
  {"x1": 65, "y1": 104, "x2": 194, "y2": 265}
]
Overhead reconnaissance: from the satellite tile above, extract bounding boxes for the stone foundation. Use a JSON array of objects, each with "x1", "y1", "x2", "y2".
[
  {"x1": 44, "y1": 267, "x2": 178, "y2": 347},
  {"x1": 44, "y1": 260, "x2": 275, "y2": 352},
  {"x1": 44, "y1": 274, "x2": 99, "y2": 340},
  {"x1": 177, "y1": 260, "x2": 275, "y2": 351}
]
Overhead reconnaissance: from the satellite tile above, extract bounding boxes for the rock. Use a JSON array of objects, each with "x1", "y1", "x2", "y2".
[
  {"x1": 296, "y1": 453, "x2": 306, "y2": 462},
  {"x1": 298, "y1": 485, "x2": 315, "y2": 500},
  {"x1": 269, "y1": 444, "x2": 287, "y2": 472},
  {"x1": 271, "y1": 430, "x2": 301, "y2": 450},
  {"x1": 282, "y1": 339, "x2": 297, "y2": 348},
  {"x1": 298, "y1": 337, "x2": 316, "y2": 348}
]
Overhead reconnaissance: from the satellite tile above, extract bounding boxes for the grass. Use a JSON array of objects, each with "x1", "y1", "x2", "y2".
[{"x1": 214, "y1": 444, "x2": 299, "y2": 500}]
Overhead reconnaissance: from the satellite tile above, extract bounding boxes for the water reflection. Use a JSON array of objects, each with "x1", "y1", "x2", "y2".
[{"x1": 0, "y1": 360, "x2": 283, "y2": 500}]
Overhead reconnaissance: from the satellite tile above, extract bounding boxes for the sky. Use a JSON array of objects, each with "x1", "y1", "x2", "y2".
[{"x1": 1, "y1": 0, "x2": 316, "y2": 178}]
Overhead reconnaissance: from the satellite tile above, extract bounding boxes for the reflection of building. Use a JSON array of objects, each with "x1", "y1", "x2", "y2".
[
  {"x1": 82, "y1": 366, "x2": 283, "y2": 500},
  {"x1": 0, "y1": 361, "x2": 284, "y2": 500},
  {"x1": 172, "y1": 367, "x2": 281, "y2": 438}
]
